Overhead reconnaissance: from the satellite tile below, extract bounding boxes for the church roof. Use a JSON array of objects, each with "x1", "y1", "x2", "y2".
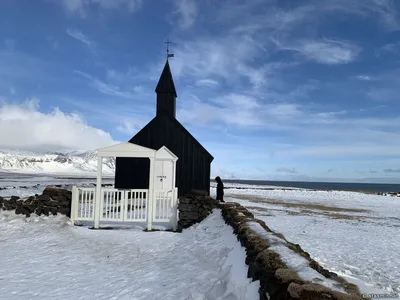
[
  {"x1": 155, "y1": 60, "x2": 177, "y2": 97},
  {"x1": 129, "y1": 114, "x2": 214, "y2": 161}
]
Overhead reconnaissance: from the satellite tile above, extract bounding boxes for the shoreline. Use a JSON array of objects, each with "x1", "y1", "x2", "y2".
[{"x1": 213, "y1": 183, "x2": 400, "y2": 197}]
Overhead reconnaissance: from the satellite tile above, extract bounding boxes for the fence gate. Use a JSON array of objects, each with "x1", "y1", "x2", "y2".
[
  {"x1": 100, "y1": 189, "x2": 148, "y2": 222},
  {"x1": 153, "y1": 189, "x2": 177, "y2": 222}
]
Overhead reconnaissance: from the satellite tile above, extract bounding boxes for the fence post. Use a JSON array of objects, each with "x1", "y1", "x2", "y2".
[
  {"x1": 122, "y1": 190, "x2": 126, "y2": 222},
  {"x1": 147, "y1": 157, "x2": 155, "y2": 231},
  {"x1": 172, "y1": 187, "x2": 178, "y2": 232},
  {"x1": 94, "y1": 156, "x2": 103, "y2": 229},
  {"x1": 71, "y1": 186, "x2": 77, "y2": 225}
]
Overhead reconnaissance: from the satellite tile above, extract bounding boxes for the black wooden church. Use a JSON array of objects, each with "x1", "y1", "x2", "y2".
[{"x1": 114, "y1": 59, "x2": 214, "y2": 196}]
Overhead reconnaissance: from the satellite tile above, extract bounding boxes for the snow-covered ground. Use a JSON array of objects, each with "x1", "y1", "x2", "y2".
[
  {"x1": 0, "y1": 172, "x2": 114, "y2": 198},
  {"x1": 0, "y1": 209, "x2": 259, "y2": 300},
  {"x1": 210, "y1": 184, "x2": 400, "y2": 295},
  {"x1": 210, "y1": 181, "x2": 301, "y2": 190},
  {"x1": 2, "y1": 173, "x2": 399, "y2": 297}
]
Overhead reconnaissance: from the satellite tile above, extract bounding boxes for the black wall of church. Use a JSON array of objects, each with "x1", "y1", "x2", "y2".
[{"x1": 114, "y1": 115, "x2": 213, "y2": 197}]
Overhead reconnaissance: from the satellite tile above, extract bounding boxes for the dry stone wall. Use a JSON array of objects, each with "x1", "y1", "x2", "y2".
[
  {"x1": 221, "y1": 202, "x2": 362, "y2": 300},
  {"x1": 177, "y1": 189, "x2": 222, "y2": 230},
  {"x1": 0, "y1": 187, "x2": 72, "y2": 218}
]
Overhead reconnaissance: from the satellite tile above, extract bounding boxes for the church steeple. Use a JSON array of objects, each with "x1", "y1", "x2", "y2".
[{"x1": 155, "y1": 59, "x2": 177, "y2": 118}]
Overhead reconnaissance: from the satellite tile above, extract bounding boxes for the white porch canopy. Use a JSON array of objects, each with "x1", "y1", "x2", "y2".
[{"x1": 92, "y1": 142, "x2": 178, "y2": 229}]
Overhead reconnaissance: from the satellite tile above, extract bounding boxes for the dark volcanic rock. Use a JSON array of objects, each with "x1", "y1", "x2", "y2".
[
  {"x1": 177, "y1": 192, "x2": 221, "y2": 230},
  {"x1": 1, "y1": 187, "x2": 73, "y2": 218}
]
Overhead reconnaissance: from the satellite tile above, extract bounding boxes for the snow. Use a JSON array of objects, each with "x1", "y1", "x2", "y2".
[
  {"x1": 0, "y1": 173, "x2": 114, "y2": 198},
  {"x1": 2, "y1": 172, "x2": 398, "y2": 297},
  {"x1": 247, "y1": 222, "x2": 345, "y2": 293},
  {"x1": 213, "y1": 185, "x2": 400, "y2": 295},
  {"x1": 0, "y1": 209, "x2": 259, "y2": 300},
  {"x1": 210, "y1": 181, "x2": 301, "y2": 190},
  {"x1": 0, "y1": 151, "x2": 115, "y2": 175}
]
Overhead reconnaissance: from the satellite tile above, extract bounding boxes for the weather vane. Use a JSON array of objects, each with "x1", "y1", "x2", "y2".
[{"x1": 165, "y1": 38, "x2": 175, "y2": 59}]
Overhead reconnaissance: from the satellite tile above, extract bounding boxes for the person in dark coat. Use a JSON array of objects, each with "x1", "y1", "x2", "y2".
[{"x1": 215, "y1": 176, "x2": 224, "y2": 202}]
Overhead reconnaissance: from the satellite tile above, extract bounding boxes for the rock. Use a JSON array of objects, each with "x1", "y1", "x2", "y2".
[
  {"x1": 275, "y1": 268, "x2": 304, "y2": 284},
  {"x1": 288, "y1": 283, "x2": 360, "y2": 300},
  {"x1": 178, "y1": 198, "x2": 191, "y2": 204},
  {"x1": 0, "y1": 188, "x2": 74, "y2": 217},
  {"x1": 179, "y1": 211, "x2": 199, "y2": 220},
  {"x1": 309, "y1": 259, "x2": 338, "y2": 279},
  {"x1": 178, "y1": 203, "x2": 198, "y2": 212},
  {"x1": 38, "y1": 194, "x2": 51, "y2": 202},
  {"x1": 43, "y1": 207, "x2": 50, "y2": 216},
  {"x1": 190, "y1": 189, "x2": 208, "y2": 196},
  {"x1": 21, "y1": 206, "x2": 32, "y2": 216},
  {"x1": 46, "y1": 200, "x2": 61, "y2": 207},
  {"x1": 42, "y1": 187, "x2": 71, "y2": 199},
  {"x1": 58, "y1": 207, "x2": 71, "y2": 217},
  {"x1": 35, "y1": 206, "x2": 43, "y2": 216}
]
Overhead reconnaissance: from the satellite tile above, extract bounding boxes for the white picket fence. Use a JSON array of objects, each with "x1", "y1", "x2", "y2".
[{"x1": 71, "y1": 187, "x2": 178, "y2": 230}]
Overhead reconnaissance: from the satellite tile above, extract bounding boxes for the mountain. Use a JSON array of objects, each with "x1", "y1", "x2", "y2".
[{"x1": 0, "y1": 150, "x2": 115, "y2": 175}]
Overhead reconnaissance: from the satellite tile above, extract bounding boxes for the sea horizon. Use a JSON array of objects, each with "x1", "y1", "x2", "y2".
[
  {"x1": 1, "y1": 171, "x2": 400, "y2": 193},
  {"x1": 221, "y1": 179, "x2": 400, "y2": 193}
]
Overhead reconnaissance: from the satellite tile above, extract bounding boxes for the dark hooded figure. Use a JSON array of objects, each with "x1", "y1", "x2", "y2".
[{"x1": 215, "y1": 176, "x2": 224, "y2": 202}]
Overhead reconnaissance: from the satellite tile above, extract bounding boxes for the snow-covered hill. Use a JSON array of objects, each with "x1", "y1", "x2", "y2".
[{"x1": 0, "y1": 151, "x2": 115, "y2": 175}]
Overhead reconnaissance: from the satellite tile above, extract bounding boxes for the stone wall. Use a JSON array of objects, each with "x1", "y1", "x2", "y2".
[
  {"x1": 0, "y1": 187, "x2": 72, "y2": 218},
  {"x1": 177, "y1": 189, "x2": 222, "y2": 230},
  {"x1": 221, "y1": 202, "x2": 362, "y2": 300}
]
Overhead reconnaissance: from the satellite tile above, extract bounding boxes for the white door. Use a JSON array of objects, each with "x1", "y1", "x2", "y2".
[
  {"x1": 162, "y1": 160, "x2": 173, "y2": 191},
  {"x1": 154, "y1": 160, "x2": 164, "y2": 190},
  {"x1": 154, "y1": 160, "x2": 174, "y2": 191}
]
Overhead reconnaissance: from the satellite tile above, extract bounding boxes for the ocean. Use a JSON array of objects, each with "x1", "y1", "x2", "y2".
[{"x1": 223, "y1": 179, "x2": 400, "y2": 193}]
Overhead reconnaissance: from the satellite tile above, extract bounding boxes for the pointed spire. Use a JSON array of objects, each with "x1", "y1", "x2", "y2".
[{"x1": 155, "y1": 60, "x2": 177, "y2": 98}]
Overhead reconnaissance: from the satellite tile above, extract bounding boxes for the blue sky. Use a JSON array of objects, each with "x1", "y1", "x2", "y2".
[{"x1": 1, "y1": 0, "x2": 400, "y2": 182}]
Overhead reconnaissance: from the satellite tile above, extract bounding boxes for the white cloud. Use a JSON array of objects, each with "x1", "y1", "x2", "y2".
[
  {"x1": 356, "y1": 75, "x2": 374, "y2": 81},
  {"x1": 74, "y1": 70, "x2": 135, "y2": 98},
  {"x1": 61, "y1": 0, "x2": 143, "y2": 17},
  {"x1": 66, "y1": 28, "x2": 92, "y2": 46},
  {"x1": 318, "y1": 0, "x2": 399, "y2": 31},
  {"x1": 91, "y1": 0, "x2": 143, "y2": 12},
  {"x1": 375, "y1": 42, "x2": 400, "y2": 56},
  {"x1": 195, "y1": 79, "x2": 219, "y2": 87},
  {"x1": 0, "y1": 99, "x2": 116, "y2": 152},
  {"x1": 273, "y1": 37, "x2": 361, "y2": 64},
  {"x1": 277, "y1": 144, "x2": 400, "y2": 159},
  {"x1": 116, "y1": 119, "x2": 141, "y2": 135},
  {"x1": 173, "y1": 0, "x2": 197, "y2": 29},
  {"x1": 178, "y1": 93, "x2": 264, "y2": 127},
  {"x1": 172, "y1": 35, "x2": 274, "y2": 89},
  {"x1": 61, "y1": 0, "x2": 87, "y2": 17},
  {"x1": 362, "y1": 0, "x2": 399, "y2": 31}
]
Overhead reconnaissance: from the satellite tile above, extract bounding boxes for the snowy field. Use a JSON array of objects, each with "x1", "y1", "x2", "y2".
[
  {"x1": 2, "y1": 173, "x2": 399, "y2": 298},
  {"x1": 0, "y1": 172, "x2": 114, "y2": 198},
  {"x1": 0, "y1": 209, "x2": 259, "y2": 300},
  {"x1": 210, "y1": 183, "x2": 400, "y2": 295}
]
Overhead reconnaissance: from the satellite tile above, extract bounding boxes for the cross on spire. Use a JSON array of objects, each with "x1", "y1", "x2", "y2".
[{"x1": 164, "y1": 38, "x2": 175, "y2": 59}]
